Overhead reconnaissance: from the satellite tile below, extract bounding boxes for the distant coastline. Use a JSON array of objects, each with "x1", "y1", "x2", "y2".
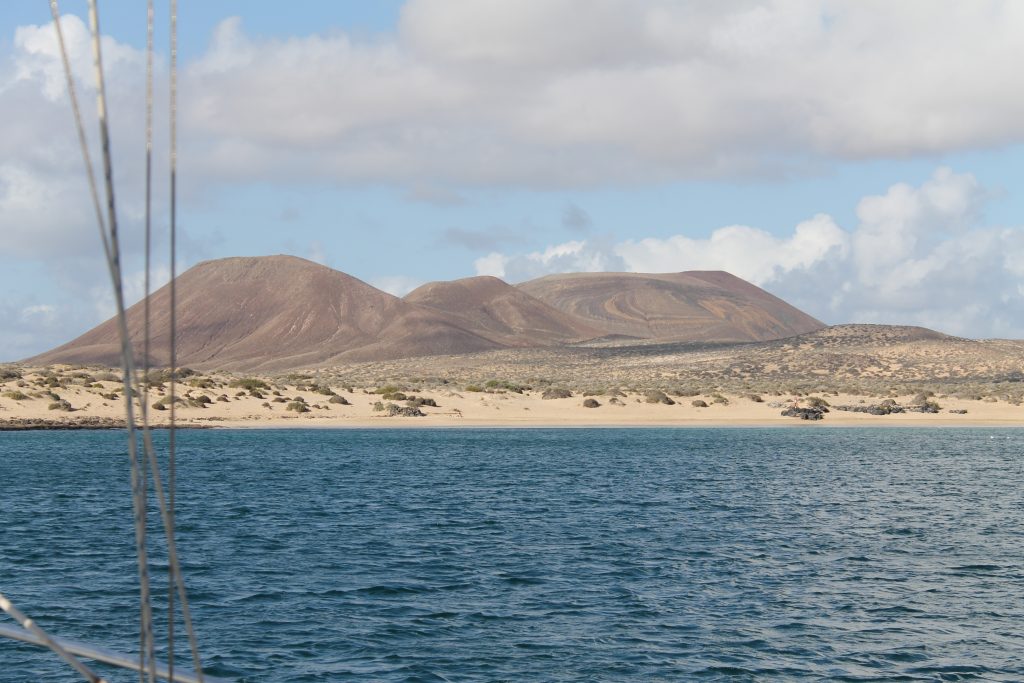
[{"x1": 2, "y1": 364, "x2": 1021, "y2": 431}]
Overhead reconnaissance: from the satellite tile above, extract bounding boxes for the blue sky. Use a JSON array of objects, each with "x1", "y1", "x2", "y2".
[{"x1": 4, "y1": 1, "x2": 1024, "y2": 361}]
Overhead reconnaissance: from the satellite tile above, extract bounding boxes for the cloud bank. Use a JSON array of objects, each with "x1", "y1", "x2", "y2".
[
  {"x1": 178, "y1": 1, "x2": 1024, "y2": 186},
  {"x1": 477, "y1": 169, "x2": 1024, "y2": 338},
  {"x1": 3, "y1": 1, "x2": 1000, "y2": 195}
]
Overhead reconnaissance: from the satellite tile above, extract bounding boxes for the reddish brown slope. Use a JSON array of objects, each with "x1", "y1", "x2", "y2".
[
  {"x1": 404, "y1": 276, "x2": 604, "y2": 346},
  {"x1": 517, "y1": 271, "x2": 825, "y2": 342},
  {"x1": 29, "y1": 255, "x2": 502, "y2": 371}
]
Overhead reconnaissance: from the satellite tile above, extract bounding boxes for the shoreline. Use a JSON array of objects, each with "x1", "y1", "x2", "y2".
[
  {"x1": 2, "y1": 366, "x2": 1021, "y2": 432},
  {"x1": 4, "y1": 415, "x2": 1022, "y2": 432}
]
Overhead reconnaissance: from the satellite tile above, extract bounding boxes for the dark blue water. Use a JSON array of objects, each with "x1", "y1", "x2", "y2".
[{"x1": 2, "y1": 428, "x2": 1024, "y2": 681}]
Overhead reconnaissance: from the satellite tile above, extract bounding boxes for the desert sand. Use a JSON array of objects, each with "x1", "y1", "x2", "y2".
[{"x1": 1, "y1": 365, "x2": 1020, "y2": 429}]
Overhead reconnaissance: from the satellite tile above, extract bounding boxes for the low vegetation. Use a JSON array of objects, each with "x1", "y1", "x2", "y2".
[{"x1": 542, "y1": 388, "x2": 573, "y2": 400}]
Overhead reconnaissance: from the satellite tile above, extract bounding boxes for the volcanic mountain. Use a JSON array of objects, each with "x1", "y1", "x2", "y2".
[
  {"x1": 29, "y1": 256, "x2": 826, "y2": 370},
  {"x1": 404, "y1": 276, "x2": 604, "y2": 346},
  {"x1": 517, "y1": 270, "x2": 824, "y2": 343},
  {"x1": 30, "y1": 256, "x2": 503, "y2": 371}
]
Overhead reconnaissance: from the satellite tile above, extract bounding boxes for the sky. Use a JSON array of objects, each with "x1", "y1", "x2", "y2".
[{"x1": 4, "y1": 0, "x2": 1024, "y2": 361}]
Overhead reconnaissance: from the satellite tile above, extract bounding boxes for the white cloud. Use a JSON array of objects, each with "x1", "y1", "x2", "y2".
[
  {"x1": 616, "y1": 213, "x2": 848, "y2": 284},
  {"x1": 166, "y1": 2, "x2": 1024, "y2": 187},
  {"x1": 475, "y1": 239, "x2": 624, "y2": 283},
  {"x1": 482, "y1": 168, "x2": 1024, "y2": 338},
  {"x1": 0, "y1": 14, "x2": 153, "y2": 260},
  {"x1": 371, "y1": 275, "x2": 423, "y2": 297}
]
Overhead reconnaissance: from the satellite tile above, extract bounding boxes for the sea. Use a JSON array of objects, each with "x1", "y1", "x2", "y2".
[{"x1": 2, "y1": 427, "x2": 1023, "y2": 682}]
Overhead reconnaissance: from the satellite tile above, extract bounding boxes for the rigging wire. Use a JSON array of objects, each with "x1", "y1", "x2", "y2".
[
  {"x1": 135, "y1": 2, "x2": 158, "y2": 682},
  {"x1": 73, "y1": 2, "x2": 160, "y2": 679},
  {"x1": 168, "y1": 0, "x2": 179, "y2": 678},
  {"x1": 166, "y1": 1, "x2": 208, "y2": 679},
  {"x1": 48, "y1": 2, "x2": 205, "y2": 681},
  {"x1": 0, "y1": 593, "x2": 107, "y2": 683}
]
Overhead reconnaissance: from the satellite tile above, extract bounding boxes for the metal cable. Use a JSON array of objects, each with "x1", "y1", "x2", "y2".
[
  {"x1": 60, "y1": 5, "x2": 160, "y2": 683},
  {"x1": 0, "y1": 592, "x2": 107, "y2": 683},
  {"x1": 166, "y1": 1, "x2": 208, "y2": 677},
  {"x1": 51, "y1": 4, "x2": 205, "y2": 680},
  {"x1": 135, "y1": 1, "x2": 158, "y2": 680}
]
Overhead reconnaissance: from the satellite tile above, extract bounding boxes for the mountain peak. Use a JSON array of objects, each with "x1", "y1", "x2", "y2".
[{"x1": 28, "y1": 256, "x2": 825, "y2": 370}]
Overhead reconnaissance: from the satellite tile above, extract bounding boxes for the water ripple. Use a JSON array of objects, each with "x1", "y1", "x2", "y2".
[{"x1": 2, "y1": 427, "x2": 1024, "y2": 681}]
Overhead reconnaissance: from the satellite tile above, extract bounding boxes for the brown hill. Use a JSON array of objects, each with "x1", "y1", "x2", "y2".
[
  {"x1": 517, "y1": 270, "x2": 825, "y2": 342},
  {"x1": 404, "y1": 276, "x2": 604, "y2": 346},
  {"x1": 29, "y1": 255, "x2": 502, "y2": 371},
  {"x1": 29, "y1": 257, "x2": 828, "y2": 371}
]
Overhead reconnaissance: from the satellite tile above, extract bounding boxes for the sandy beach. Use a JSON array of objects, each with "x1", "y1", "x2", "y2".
[{"x1": 2, "y1": 366, "x2": 1021, "y2": 429}]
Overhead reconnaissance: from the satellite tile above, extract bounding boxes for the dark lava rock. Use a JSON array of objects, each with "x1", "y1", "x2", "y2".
[
  {"x1": 385, "y1": 404, "x2": 425, "y2": 417},
  {"x1": 781, "y1": 407, "x2": 826, "y2": 420},
  {"x1": 644, "y1": 390, "x2": 676, "y2": 405}
]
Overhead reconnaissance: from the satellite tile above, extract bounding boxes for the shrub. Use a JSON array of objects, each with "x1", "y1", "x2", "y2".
[
  {"x1": 228, "y1": 378, "x2": 270, "y2": 391},
  {"x1": 311, "y1": 384, "x2": 335, "y2": 396},
  {"x1": 805, "y1": 396, "x2": 830, "y2": 408},
  {"x1": 373, "y1": 385, "x2": 403, "y2": 395},
  {"x1": 372, "y1": 401, "x2": 386, "y2": 412},
  {"x1": 286, "y1": 401, "x2": 310, "y2": 413},
  {"x1": 464, "y1": 385, "x2": 484, "y2": 393},
  {"x1": 2, "y1": 391, "x2": 30, "y2": 401},
  {"x1": 189, "y1": 377, "x2": 216, "y2": 389},
  {"x1": 216, "y1": 395, "x2": 229, "y2": 402},
  {"x1": 542, "y1": 388, "x2": 573, "y2": 400},
  {"x1": 272, "y1": 397, "x2": 287, "y2": 403},
  {"x1": 328, "y1": 395, "x2": 350, "y2": 405},
  {"x1": 48, "y1": 400, "x2": 73, "y2": 411},
  {"x1": 644, "y1": 390, "x2": 675, "y2": 405},
  {"x1": 485, "y1": 379, "x2": 527, "y2": 393},
  {"x1": 382, "y1": 391, "x2": 408, "y2": 401},
  {"x1": 0, "y1": 367, "x2": 23, "y2": 381},
  {"x1": 692, "y1": 399, "x2": 708, "y2": 408},
  {"x1": 583, "y1": 398, "x2": 601, "y2": 408}
]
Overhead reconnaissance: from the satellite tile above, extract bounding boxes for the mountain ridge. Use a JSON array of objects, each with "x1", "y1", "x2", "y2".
[{"x1": 28, "y1": 255, "x2": 828, "y2": 370}]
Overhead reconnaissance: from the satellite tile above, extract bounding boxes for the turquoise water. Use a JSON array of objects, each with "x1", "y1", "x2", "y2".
[{"x1": 2, "y1": 428, "x2": 1024, "y2": 681}]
